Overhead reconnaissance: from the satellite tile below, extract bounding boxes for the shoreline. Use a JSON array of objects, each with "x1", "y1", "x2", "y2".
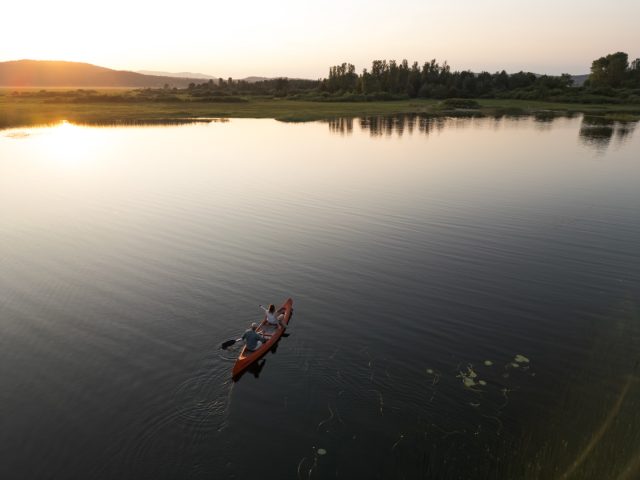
[{"x1": 1, "y1": 94, "x2": 639, "y2": 129}]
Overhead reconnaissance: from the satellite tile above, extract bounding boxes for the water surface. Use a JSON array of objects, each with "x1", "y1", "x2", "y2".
[{"x1": 1, "y1": 115, "x2": 639, "y2": 479}]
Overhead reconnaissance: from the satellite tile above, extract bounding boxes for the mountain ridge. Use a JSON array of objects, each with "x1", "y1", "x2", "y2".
[
  {"x1": 0, "y1": 60, "x2": 203, "y2": 87},
  {"x1": 137, "y1": 70, "x2": 218, "y2": 80}
]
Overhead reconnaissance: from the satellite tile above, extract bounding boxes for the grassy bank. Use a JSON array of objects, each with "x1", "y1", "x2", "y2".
[{"x1": 2, "y1": 89, "x2": 640, "y2": 129}]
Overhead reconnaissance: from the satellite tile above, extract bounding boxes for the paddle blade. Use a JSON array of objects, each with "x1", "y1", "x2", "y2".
[{"x1": 221, "y1": 339, "x2": 238, "y2": 349}]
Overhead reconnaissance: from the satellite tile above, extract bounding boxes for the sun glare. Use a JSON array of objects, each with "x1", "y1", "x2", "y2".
[{"x1": 34, "y1": 121, "x2": 101, "y2": 167}]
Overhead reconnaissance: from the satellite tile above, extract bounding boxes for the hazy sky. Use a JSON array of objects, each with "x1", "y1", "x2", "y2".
[{"x1": 4, "y1": 0, "x2": 639, "y2": 78}]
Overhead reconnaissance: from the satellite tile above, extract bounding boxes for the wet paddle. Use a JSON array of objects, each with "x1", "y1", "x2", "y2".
[{"x1": 221, "y1": 337, "x2": 242, "y2": 349}]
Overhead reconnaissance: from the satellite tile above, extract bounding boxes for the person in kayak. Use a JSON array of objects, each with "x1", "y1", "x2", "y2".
[
  {"x1": 242, "y1": 323, "x2": 267, "y2": 351},
  {"x1": 260, "y1": 304, "x2": 287, "y2": 329}
]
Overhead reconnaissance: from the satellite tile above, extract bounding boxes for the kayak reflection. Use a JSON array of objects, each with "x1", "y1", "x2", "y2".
[
  {"x1": 233, "y1": 333, "x2": 294, "y2": 381},
  {"x1": 246, "y1": 359, "x2": 267, "y2": 378}
]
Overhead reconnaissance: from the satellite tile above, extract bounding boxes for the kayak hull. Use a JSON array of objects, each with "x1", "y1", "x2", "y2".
[{"x1": 232, "y1": 298, "x2": 293, "y2": 377}]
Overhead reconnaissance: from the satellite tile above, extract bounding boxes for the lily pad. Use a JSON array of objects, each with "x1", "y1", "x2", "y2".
[{"x1": 463, "y1": 377, "x2": 476, "y2": 387}]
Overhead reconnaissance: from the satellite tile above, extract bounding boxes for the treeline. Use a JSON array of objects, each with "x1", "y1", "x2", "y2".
[
  {"x1": 184, "y1": 77, "x2": 319, "y2": 97},
  {"x1": 318, "y1": 53, "x2": 640, "y2": 103},
  {"x1": 176, "y1": 64, "x2": 574, "y2": 102},
  {"x1": 322, "y1": 60, "x2": 572, "y2": 98}
]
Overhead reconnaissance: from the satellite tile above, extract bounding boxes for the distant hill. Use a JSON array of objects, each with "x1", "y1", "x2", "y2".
[
  {"x1": 242, "y1": 76, "x2": 270, "y2": 83},
  {"x1": 138, "y1": 71, "x2": 272, "y2": 83},
  {"x1": 0, "y1": 60, "x2": 202, "y2": 87},
  {"x1": 571, "y1": 74, "x2": 589, "y2": 87},
  {"x1": 137, "y1": 70, "x2": 217, "y2": 80}
]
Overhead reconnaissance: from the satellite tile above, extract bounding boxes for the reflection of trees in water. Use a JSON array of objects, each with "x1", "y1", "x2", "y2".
[
  {"x1": 327, "y1": 114, "x2": 638, "y2": 152},
  {"x1": 577, "y1": 115, "x2": 638, "y2": 151},
  {"x1": 328, "y1": 114, "x2": 459, "y2": 137},
  {"x1": 615, "y1": 121, "x2": 637, "y2": 141},
  {"x1": 579, "y1": 116, "x2": 615, "y2": 150},
  {"x1": 359, "y1": 114, "x2": 451, "y2": 137},
  {"x1": 336, "y1": 113, "x2": 544, "y2": 137},
  {"x1": 327, "y1": 117, "x2": 354, "y2": 135},
  {"x1": 329, "y1": 113, "x2": 553, "y2": 137},
  {"x1": 533, "y1": 112, "x2": 565, "y2": 131}
]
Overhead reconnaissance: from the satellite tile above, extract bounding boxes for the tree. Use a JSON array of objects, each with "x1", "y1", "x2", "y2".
[
  {"x1": 274, "y1": 77, "x2": 289, "y2": 96},
  {"x1": 492, "y1": 70, "x2": 510, "y2": 91},
  {"x1": 589, "y1": 52, "x2": 628, "y2": 87}
]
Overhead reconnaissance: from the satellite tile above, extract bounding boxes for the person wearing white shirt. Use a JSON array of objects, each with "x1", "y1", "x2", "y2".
[{"x1": 259, "y1": 304, "x2": 287, "y2": 330}]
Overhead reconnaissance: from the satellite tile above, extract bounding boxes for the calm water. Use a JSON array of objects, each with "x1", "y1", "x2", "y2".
[{"x1": 1, "y1": 115, "x2": 639, "y2": 479}]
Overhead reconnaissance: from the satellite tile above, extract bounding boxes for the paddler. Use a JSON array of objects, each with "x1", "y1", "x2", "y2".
[
  {"x1": 242, "y1": 323, "x2": 267, "y2": 351},
  {"x1": 260, "y1": 304, "x2": 287, "y2": 329}
]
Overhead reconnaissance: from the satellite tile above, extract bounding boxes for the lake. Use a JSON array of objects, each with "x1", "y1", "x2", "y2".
[{"x1": 1, "y1": 114, "x2": 639, "y2": 479}]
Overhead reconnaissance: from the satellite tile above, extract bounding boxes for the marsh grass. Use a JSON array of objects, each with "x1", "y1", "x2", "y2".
[{"x1": 1, "y1": 89, "x2": 639, "y2": 129}]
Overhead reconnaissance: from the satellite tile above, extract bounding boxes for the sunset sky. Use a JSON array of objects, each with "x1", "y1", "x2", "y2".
[{"x1": 4, "y1": 0, "x2": 639, "y2": 78}]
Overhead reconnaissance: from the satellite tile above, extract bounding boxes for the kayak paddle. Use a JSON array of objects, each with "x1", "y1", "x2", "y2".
[{"x1": 221, "y1": 337, "x2": 242, "y2": 349}]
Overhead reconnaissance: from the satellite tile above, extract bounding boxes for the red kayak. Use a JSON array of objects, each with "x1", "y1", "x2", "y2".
[{"x1": 232, "y1": 298, "x2": 293, "y2": 377}]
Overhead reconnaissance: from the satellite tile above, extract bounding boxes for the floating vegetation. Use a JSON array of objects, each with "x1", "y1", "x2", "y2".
[
  {"x1": 499, "y1": 388, "x2": 512, "y2": 409},
  {"x1": 317, "y1": 448, "x2": 327, "y2": 456},
  {"x1": 484, "y1": 360, "x2": 493, "y2": 366},
  {"x1": 426, "y1": 368, "x2": 440, "y2": 385},
  {"x1": 511, "y1": 362, "x2": 520, "y2": 368},
  {"x1": 317, "y1": 404, "x2": 334, "y2": 431},
  {"x1": 370, "y1": 389, "x2": 384, "y2": 416},
  {"x1": 297, "y1": 457, "x2": 307, "y2": 480},
  {"x1": 458, "y1": 365, "x2": 485, "y2": 389},
  {"x1": 463, "y1": 376, "x2": 476, "y2": 387},
  {"x1": 482, "y1": 415, "x2": 504, "y2": 435},
  {"x1": 514, "y1": 354, "x2": 530, "y2": 364},
  {"x1": 391, "y1": 434, "x2": 404, "y2": 451}
]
